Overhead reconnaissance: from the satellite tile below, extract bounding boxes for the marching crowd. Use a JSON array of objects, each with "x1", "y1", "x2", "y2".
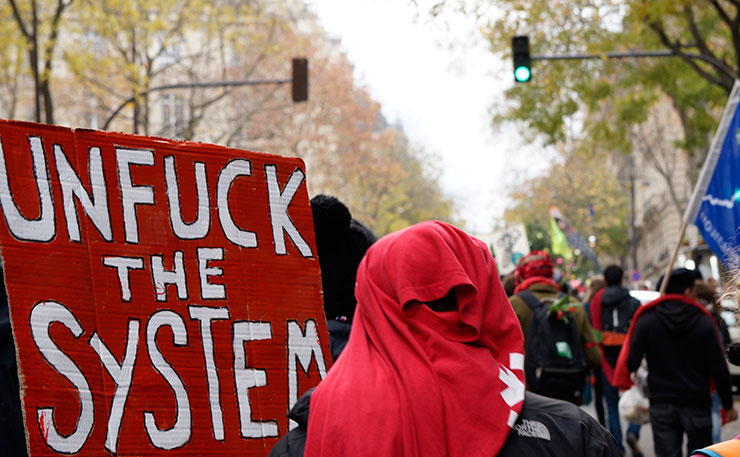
[
  {"x1": 270, "y1": 195, "x2": 740, "y2": 457},
  {"x1": 2, "y1": 194, "x2": 739, "y2": 456}
]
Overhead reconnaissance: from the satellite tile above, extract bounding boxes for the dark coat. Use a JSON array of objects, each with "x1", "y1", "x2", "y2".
[
  {"x1": 0, "y1": 268, "x2": 27, "y2": 457},
  {"x1": 268, "y1": 388, "x2": 312, "y2": 457},
  {"x1": 268, "y1": 389, "x2": 621, "y2": 457},
  {"x1": 626, "y1": 298, "x2": 733, "y2": 410}
]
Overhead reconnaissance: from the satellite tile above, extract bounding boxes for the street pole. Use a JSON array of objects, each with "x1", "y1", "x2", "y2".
[
  {"x1": 102, "y1": 58, "x2": 308, "y2": 131},
  {"x1": 102, "y1": 78, "x2": 291, "y2": 131},
  {"x1": 531, "y1": 50, "x2": 736, "y2": 80},
  {"x1": 629, "y1": 155, "x2": 639, "y2": 281}
]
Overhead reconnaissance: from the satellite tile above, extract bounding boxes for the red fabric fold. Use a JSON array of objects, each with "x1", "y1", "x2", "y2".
[
  {"x1": 304, "y1": 221, "x2": 526, "y2": 457},
  {"x1": 588, "y1": 288, "x2": 617, "y2": 383},
  {"x1": 612, "y1": 294, "x2": 719, "y2": 390},
  {"x1": 513, "y1": 277, "x2": 560, "y2": 295}
]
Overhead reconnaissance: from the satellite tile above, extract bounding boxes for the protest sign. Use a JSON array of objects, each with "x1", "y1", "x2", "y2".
[
  {"x1": 0, "y1": 120, "x2": 330, "y2": 456},
  {"x1": 476, "y1": 223, "x2": 530, "y2": 275}
]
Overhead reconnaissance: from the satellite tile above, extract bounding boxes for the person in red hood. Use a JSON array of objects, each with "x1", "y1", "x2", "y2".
[
  {"x1": 290, "y1": 222, "x2": 620, "y2": 457},
  {"x1": 613, "y1": 268, "x2": 738, "y2": 457}
]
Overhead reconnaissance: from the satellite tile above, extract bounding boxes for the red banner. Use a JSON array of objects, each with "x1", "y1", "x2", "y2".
[{"x1": 0, "y1": 120, "x2": 330, "y2": 456}]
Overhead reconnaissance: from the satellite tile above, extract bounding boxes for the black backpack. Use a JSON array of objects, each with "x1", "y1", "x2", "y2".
[
  {"x1": 601, "y1": 291, "x2": 640, "y2": 335},
  {"x1": 600, "y1": 290, "x2": 640, "y2": 366},
  {"x1": 518, "y1": 290, "x2": 588, "y2": 405}
]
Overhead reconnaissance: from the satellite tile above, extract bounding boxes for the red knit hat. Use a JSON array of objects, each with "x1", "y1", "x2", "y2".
[{"x1": 515, "y1": 250, "x2": 553, "y2": 284}]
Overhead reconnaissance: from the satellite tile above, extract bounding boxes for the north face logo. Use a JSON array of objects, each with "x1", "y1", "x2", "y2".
[{"x1": 514, "y1": 419, "x2": 551, "y2": 441}]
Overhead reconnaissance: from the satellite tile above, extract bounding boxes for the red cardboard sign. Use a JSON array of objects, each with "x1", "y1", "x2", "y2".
[{"x1": 0, "y1": 120, "x2": 330, "y2": 456}]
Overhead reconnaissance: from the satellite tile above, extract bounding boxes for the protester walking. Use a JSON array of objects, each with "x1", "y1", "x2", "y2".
[
  {"x1": 584, "y1": 275, "x2": 607, "y2": 428},
  {"x1": 508, "y1": 251, "x2": 601, "y2": 405},
  {"x1": 614, "y1": 268, "x2": 738, "y2": 457},
  {"x1": 589, "y1": 265, "x2": 643, "y2": 455}
]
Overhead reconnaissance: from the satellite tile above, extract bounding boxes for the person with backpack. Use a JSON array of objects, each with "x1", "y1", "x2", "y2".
[
  {"x1": 589, "y1": 265, "x2": 642, "y2": 456},
  {"x1": 508, "y1": 251, "x2": 601, "y2": 405},
  {"x1": 271, "y1": 222, "x2": 620, "y2": 457}
]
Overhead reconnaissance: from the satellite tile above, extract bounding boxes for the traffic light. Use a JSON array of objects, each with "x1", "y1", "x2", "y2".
[
  {"x1": 512, "y1": 36, "x2": 531, "y2": 83},
  {"x1": 292, "y1": 58, "x2": 308, "y2": 102}
]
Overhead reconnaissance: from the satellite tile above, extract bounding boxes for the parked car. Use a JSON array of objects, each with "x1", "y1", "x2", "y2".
[{"x1": 629, "y1": 290, "x2": 660, "y2": 305}]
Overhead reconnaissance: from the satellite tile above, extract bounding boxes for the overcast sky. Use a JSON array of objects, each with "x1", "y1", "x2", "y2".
[{"x1": 308, "y1": 0, "x2": 552, "y2": 232}]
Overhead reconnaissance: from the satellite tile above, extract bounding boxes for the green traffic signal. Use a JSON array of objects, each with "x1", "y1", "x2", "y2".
[
  {"x1": 514, "y1": 66, "x2": 531, "y2": 82},
  {"x1": 512, "y1": 36, "x2": 531, "y2": 83}
]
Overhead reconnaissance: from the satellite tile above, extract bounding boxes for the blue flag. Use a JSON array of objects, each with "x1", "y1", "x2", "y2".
[{"x1": 695, "y1": 88, "x2": 740, "y2": 267}]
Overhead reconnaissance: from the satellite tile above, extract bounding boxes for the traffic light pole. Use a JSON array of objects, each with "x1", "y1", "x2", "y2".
[
  {"x1": 530, "y1": 49, "x2": 735, "y2": 80},
  {"x1": 513, "y1": 34, "x2": 737, "y2": 83},
  {"x1": 102, "y1": 58, "x2": 308, "y2": 131}
]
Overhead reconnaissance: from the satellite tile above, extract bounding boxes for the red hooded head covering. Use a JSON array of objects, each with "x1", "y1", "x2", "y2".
[
  {"x1": 513, "y1": 250, "x2": 559, "y2": 294},
  {"x1": 304, "y1": 221, "x2": 525, "y2": 457}
]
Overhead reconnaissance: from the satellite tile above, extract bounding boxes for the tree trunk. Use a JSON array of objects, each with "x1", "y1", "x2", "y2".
[{"x1": 41, "y1": 78, "x2": 54, "y2": 124}]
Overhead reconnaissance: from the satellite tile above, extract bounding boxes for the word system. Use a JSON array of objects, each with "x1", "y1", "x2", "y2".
[{"x1": 0, "y1": 120, "x2": 330, "y2": 456}]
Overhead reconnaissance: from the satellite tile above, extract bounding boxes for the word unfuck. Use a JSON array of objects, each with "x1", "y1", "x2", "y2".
[{"x1": 0, "y1": 120, "x2": 331, "y2": 456}]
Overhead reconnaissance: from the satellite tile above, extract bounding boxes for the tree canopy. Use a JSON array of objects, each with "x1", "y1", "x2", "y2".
[
  {"x1": 1, "y1": 0, "x2": 458, "y2": 236},
  {"x1": 413, "y1": 0, "x2": 740, "y2": 263}
]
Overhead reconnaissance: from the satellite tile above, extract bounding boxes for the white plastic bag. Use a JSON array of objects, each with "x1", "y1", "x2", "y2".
[{"x1": 619, "y1": 374, "x2": 650, "y2": 425}]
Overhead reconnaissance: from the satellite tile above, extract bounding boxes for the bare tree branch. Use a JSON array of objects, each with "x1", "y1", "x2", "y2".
[
  {"x1": 682, "y1": 5, "x2": 736, "y2": 80},
  {"x1": 709, "y1": 0, "x2": 733, "y2": 24},
  {"x1": 649, "y1": 21, "x2": 733, "y2": 92},
  {"x1": 7, "y1": 0, "x2": 31, "y2": 39}
]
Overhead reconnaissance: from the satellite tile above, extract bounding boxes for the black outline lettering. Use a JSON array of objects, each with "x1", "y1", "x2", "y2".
[
  {"x1": 188, "y1": 305, "x2": 230, "y2": 441},
  {"x1": 144, "y1": 309, "x2": 192, "y2": 451},
  {"x1": 30, "y1": 301, "x2": 94, "y2": 454},
  {"x1": 232, "y1": 320, "x2": 278, "y2": 439},
  {"x1": 196, "y1": 247, "x2": 227, "y2": 301},
  {"x1": 0, "y1": 135, "x2": 56, "y2": 243},
  {"x1": 115, "y1": 146, "x2": 155, "y2": 245},
  {"x1": 215, "y1": 158, "x2": 257, "y2": 248},
  {"x1": 164, "y1": 155, "x2": 210, "y2": 240},
  {"x1": 264, "y1": 165, "x2": 312, "y2": 258},
  {"x1": 54, "y1": 144, "x2": 113, "y2": 243},
  {"x1": 150, "y1": 251, "x2": 188, "y2": 302}
]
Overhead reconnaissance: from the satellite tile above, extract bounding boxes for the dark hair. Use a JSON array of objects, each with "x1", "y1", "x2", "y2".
[
  {"x1": 501, "y1": 273, "x2": 517, "y2": 297},
  {"x1": 310, "y1": 195, "x2": 376, "y2": 321},
  {"x1": 656, "y1": 268, "x2": 702, "y2": 295},
  {"x1": 584, "y1": 276, "x2": 605, "y2": 304},
  {"x1": 695, "y1": 281, "x2": 718, "y2": 307},
  {"x1": 603, "y1": 265, "x2": 624, "y2": 287}
]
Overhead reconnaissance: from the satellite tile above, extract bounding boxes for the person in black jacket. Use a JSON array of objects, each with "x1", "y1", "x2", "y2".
[
  {"x1": 309, "y1": 195, "x2": 375, "y2": 360},
  {"x1": 625, "y1": 268, "x2": 738, "y2": 457},
  {"x1": 598, "y1": 265, "x2": 642, "y2": 456},
  {"x1": 269, "y1": 387, "x2": 621, "y2": 457}
]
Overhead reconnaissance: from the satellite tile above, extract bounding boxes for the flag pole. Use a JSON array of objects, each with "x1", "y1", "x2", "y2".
[
  {"x1": 659, "y1": 221, "x2": 688, "y2": 295},
  {"x1": 658, "y1": 80, "x2": 740, "y2": 294}
]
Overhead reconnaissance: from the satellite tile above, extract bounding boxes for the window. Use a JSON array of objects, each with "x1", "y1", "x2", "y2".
[{"x1": 161, "y1": 94, "x2": 185, "y2": 138}]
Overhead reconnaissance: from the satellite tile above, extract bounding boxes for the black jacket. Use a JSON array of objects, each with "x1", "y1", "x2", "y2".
[
  {"x1": 268, "y1": 389, "x2": 621, "y2": 457},
  {"x1": 0, "y1": 268, "x2": 27, "y2": 457},
  {"x1": 268, "y1": 388, "x2": 312, "y2": 457},
  {"x1": 600, "y1": 285, "x2": 640, "y2": 367},
  {"x1": 626, "y1": 298, "x2": 733, "y2": 410}
]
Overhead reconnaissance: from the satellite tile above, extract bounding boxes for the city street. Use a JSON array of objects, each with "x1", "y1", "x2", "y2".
[{"x1": 582, "y1": 399, "x2": 740, "y2": 456}]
